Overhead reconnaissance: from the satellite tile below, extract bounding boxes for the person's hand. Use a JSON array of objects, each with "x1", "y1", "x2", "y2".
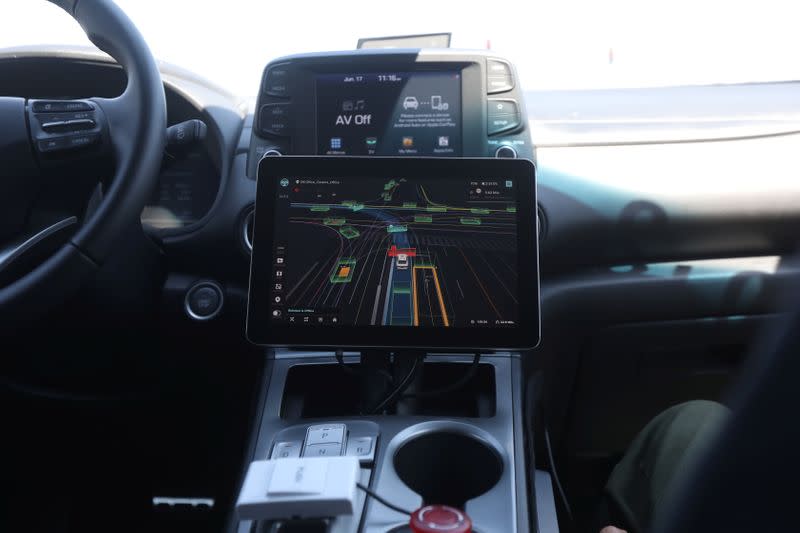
[{"x1": 600, "y1": 527, "x2": 628, "y2": 533}]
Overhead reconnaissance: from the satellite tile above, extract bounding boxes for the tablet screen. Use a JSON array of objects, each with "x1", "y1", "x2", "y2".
[{"x1": 270, "y1": 175, "x2": 517, "y2": 328}]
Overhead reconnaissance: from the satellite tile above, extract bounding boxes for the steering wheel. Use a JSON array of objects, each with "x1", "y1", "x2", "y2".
[{"x1": 0, "y1": 0, "x2": 166, "y2": 328}]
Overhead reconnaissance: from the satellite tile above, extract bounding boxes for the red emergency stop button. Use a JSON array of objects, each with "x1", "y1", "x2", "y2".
[{"x1": 410, "y1": 505, "x2": 472, "y2": 532}]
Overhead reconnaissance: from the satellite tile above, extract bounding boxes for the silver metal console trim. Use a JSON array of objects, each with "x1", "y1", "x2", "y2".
[
  {"x1": 369, "y1": 420, "x2": 516, "y2": 533},
  {"x1": 237, "y1": 354, "x2": 526, "y2": 533}
]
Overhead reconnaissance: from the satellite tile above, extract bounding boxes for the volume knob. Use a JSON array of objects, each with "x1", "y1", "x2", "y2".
[{"x1": 494, "y1": 145, "x2": 517, "y2": 158}]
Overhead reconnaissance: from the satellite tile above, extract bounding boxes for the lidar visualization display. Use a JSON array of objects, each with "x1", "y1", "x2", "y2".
[{"x1": 268, "y1": 174, "x2": 520, "y2": 329}]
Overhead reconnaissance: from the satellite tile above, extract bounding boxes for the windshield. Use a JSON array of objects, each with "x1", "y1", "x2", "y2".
[{"x1": 1, "y1": 0, "x2": 798, "y2": 98}]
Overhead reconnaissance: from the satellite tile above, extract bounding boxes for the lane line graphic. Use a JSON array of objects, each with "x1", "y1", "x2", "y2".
[
  {"x1": 370, "y1": 240, "x2": 390, "y2": 325},
  {"x1": 286, "y1": 260, "x2": 319, "y2": 299},
  {"x1": 430, "y1": 267, "x2": 450, "y2": 327},
  {"x1": 478, "y1": 250, "x2": 518, "y2": 303},
  {"x1": 412, "y1": 265, "x2": 450, "y2": 327},
  {"x1": 381, "y1": 258, "x2": 395, "y2": 325},
  {"x1": 371, "y1": 285, "x2": 382, "y2": 325},
  {"x1": 355, "y1": 234, "x2": 388, "y2": 322},
  {"x1": 459, "y1": 247, "x2": 501, "y2": 319}
]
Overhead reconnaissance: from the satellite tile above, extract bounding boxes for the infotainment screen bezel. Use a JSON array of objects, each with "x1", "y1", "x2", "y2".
[
  {"x1": 282, "y1": 55, "x2": 485, "y2": 157},
  {"x1": 246, "y1": 156, "x2": 540, "y2": 351}
]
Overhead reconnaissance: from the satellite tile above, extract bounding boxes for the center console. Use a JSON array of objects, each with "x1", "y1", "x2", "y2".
[
  {"x1": 232, "y1": 53, "x2": 554, "y2": 533},
  {"x1": 232, "y1": 351, "x2": 548, "y2": 533},
  {"x1": 246, "y1": 50, "x2": 534, "y2": 179}
]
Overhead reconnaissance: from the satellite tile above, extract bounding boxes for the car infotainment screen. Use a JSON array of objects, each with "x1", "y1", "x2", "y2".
[
  {"x1": 248, "y1": 157, "x2": 539, "y2": 350},
  {"x1": 316, "y1": 72, "x2": 462, "y2": 157}
]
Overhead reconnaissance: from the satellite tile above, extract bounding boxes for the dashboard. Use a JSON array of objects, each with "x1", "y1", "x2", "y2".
[
  {"x1": 141, "y1": 142, "x2": 220, "y2": 231},
  {"x1": 3, "y1": 47, "x2": 799, "y2": 293}
]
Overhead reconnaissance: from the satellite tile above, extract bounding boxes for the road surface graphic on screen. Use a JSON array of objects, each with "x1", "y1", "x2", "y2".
[{"x1": 270, "y1": 175, "x2": 519, "y2": 328}]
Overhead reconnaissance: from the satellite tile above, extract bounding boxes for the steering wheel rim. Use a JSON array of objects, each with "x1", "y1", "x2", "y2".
[{"x1": 0, "y1": 0, "x2": 166, "y2": 327}]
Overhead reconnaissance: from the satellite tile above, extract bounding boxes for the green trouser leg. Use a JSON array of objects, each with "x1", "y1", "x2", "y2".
[{"x1": 605, "y1": 400, "x2": 730, "y2": 533}]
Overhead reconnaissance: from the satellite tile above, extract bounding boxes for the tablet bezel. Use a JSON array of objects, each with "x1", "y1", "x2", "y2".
[{"x1": 247, "y1": 156, "x2": 540, "y2": 351}]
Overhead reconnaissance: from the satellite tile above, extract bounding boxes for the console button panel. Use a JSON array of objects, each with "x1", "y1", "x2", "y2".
[
  {"x1": 305, "y1": 424, "x2": 345, "y2": 446},
  {"x1": 268, "y1": 421, "x2": 379, "y2": 466},
  {"x1": 271, "y1": 441, "x2": 302, "y2": 459},
  {"x1": 345, "y1": 437, "x2": 374, "y2": 457},
  {"x1": 303, "y1": 443, "x2": 343, "y2": 457}
]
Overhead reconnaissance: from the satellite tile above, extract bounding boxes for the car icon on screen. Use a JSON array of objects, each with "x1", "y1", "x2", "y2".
[
  {"x1": 402, "y1": 96, "x2": 419, "y2": 110},
  {"x1": 396, "y1": 253, "x2": 409, "y2": 269}
]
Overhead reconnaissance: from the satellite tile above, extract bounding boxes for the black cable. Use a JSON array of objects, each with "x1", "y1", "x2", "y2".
[
  {"x1": 367, "y1": 354, "x2": 423, "y2": 414},
  {"x1": 356, "y1": 482, "x2": 412, "y2": 515},
  {"x1": 402, "y1": 352, "x2": 481, "y2": 399},
  {"x1": 335, "y1": 349, "x2": 355, "y2": 374},
  {"x1": 544, "y1": 425, "x2": 573, "y2": 521},
  {"x1": 336, "y1": 349, "x2": 392, "y2": 383}
]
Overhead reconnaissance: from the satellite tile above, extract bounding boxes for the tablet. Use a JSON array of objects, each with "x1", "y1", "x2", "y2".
[{"x1": 247, "y1": 157, "x2": 539, "y2": 351}]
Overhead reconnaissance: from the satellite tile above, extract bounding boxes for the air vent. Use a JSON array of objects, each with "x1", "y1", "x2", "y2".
[{"x1": 242, "y1": 207, "x2": 255, "y2": 253}]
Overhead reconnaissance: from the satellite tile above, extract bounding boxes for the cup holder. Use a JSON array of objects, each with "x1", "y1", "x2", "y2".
[{"x1": 393, "y1": 429, "x2": 504, "y2": 509}]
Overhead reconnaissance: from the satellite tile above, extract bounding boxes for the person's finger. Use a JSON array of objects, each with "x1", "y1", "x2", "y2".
[{"x1": 600, "y1": 527, "x2": 628, "y2": 533}]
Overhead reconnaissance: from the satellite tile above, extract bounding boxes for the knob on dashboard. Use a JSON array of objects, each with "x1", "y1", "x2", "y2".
[{"x1": 494, "y1": 145, "x2": 517, "y2": 158}]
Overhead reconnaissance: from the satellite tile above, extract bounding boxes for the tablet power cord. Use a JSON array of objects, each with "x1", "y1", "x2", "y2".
[
  {"x1": 356, "y1": 482, "x2": 412, "y2": 515},
  {"x1": 367, "y1": 354, "x2": 423, "y2": 414}
]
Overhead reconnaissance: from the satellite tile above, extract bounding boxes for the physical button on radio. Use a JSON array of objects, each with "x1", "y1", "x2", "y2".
[
  {"x1": 489, "y1": 99, "x2": 519, "y2": 116},
  {"x1": 495, "y1": 145, "x2": 518, "y2": 158},
  {"x1": 487, "y1": 99, "x2": 521, "y2": 135},
  {"x1": 488, "y1": 115, "x2": 521, "y2": 135},
  {"x1": 264, "y1": 64, "x2": 290, "y2": 97},
  {"x1": 260, "y1": 104, "x2": 291, "y2": 136},
  {"x1": 487, "y1": 59, "x2": 514, "y2": 94}
]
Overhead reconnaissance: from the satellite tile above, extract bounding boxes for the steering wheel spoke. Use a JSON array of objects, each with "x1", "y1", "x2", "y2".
[
  {"x1": 0, "y1": 217, "x2": 78, "y2": 287},
  {"x1": 27, "y1": 98, "x2": 111, "y2": 163}
]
